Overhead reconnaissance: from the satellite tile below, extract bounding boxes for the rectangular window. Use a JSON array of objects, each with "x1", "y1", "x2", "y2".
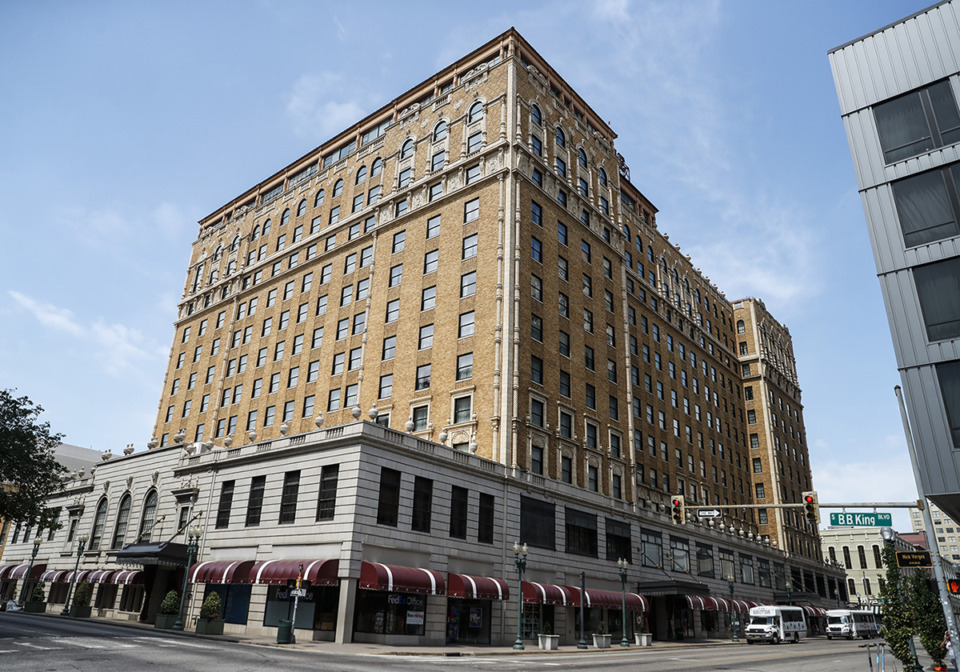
[
  {"x1": 382, "y1": 335, "x2": 396, "y2": 360},
  {"x1": 424, "y1": 249, "x2": 439, "y2": 273},
  {"x1": 465, "y1": 163, "x2": 481, "y2": 184},
  {"x1": 316, "y1": 464, "x2": 339, "y2": 522},
  {"x1": 378, "y1": 373, "x2": 393, "y2": 399},
  {"x1": 245, "y1": 475, "x2": 266, "y2": 527},
  {"x1": 605, "y1": 518, "x2": 632, "y2": 562},
  {"x1": 641, "y1": 530, "x2": 662, "y2": 568},
  {"x1": 874, "y1": 80, "x2": 960, "y2": 164},
  {"x1": 565, "y1": 507, "x2": 598, "y2": 557},
  {"x1": 461, "y1": 271, "x2": 477, "y2": 297},
  {"x1": 478, "y1": 493, "x2": 494, "y2": 544},
  {"x1": 938, "y1": 360, "x2": 960, "y2": 447},
  {"x1": 421, "y1": 285, "x2": 437, "y2": 311},
  {"x1": 464, "y1": 198, "x2": 480, "y2": 223},
  {"x1": 412, "y1": 405, "x2": 428, "y2": 431},
  {"x1": 449, "y1": 486, "x2": 468, "y2": 539},
  {"x1": 278, "y1": 470, "x2": 300, "y2": 524},
  {"x1": 416, "y1": 363, "x2": 431, "y2": 390},
  {"x1": 459, "y1": 311, "x2": 475, "y2": 338},
  {"x1": 457, "y1": 352, "x2": 473, "y2": 380},
  {"x1": 520, "y1": 496, "x2": 555, "y2": 550},
  {"x1": 377, "y1": 467, "x2": 401, "y2": 526},
  {"x1": 467, "y1": 132, "x2": 482, "y2": 154},
  {"x1": 915, "y1": 255, "x2": 960, "y2": 340},
  {"x1": 411, "y1": 477, "x2": 433, "y2": 532},
  {"x1": 462, "y1": 233, "x2": 478, "y2": 259},
  {"x1": 419, "y1": 324, "x2": 434, "y2": 349},
  {"x1": 531, "y1": 236, "x2": 542, "y2": 262},
  {"x1": 215, "y1": 481, "x2": 235, "y2": 529},
  {"x1": 454, "y1": 396, "x2": 472, "y2": 423},
  {"x1": 892, "y1": 163, "x2": 960, "y2": 247}
]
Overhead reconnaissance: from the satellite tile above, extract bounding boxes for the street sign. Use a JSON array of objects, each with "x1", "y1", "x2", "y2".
[
  {"x1": 289, "y1": 588, "x2": 307, "y2": 597},
  {"x1": 829, "y1": 512, "x2": 893, "y2": 527},
  {"x1": 896, "y1": 551, "x2": 933, "y2": 568},
  {"x1": 697, "y1": 509, "x2": 722, "y2": 518}
]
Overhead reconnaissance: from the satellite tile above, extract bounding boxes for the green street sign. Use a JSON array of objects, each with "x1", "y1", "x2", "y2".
[{"x1": 829, "y1": 512, "x2": 893, "y2": 527}]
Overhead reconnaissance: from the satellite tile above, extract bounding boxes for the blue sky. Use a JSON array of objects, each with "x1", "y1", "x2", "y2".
[{"x1": 0, "y1": 1, "x2": 934, "y2": 530}]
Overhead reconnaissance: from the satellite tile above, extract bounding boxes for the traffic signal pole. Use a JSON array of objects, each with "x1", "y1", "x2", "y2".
[{"x1": 895, "y1": 385, "x2": 958, "y2": 651}]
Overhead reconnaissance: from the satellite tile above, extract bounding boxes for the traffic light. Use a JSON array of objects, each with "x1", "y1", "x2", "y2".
[
  {"x1": 671, "y1": 495, "x2": 686, "y2": 525},
  {"x1": 802, "y1": 491, "x2": 819, "y2": 524}
]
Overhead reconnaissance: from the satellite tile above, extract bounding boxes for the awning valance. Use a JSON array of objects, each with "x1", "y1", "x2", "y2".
[
  {"x1": 359, "y1": 561, "x2": 444, "y2": 595},
  {"x1": 521, "y1": 582, "x2": 577, "y2": 606},
  {"x1": 8, "y1": 563, "x2": 46, "y2": 580},
  {"x1": 448, "y1": 573, "x2": 510, "y2": 601},
  {"x1": 116, "y1": 541, "x2": 188, "y2": 568},
  {"x1": 191, "y1": 561, "x2": 255, "y2": 585},
  {"x1": 109, "y1": 570, "x2": 144, "y2": 585},
  {"x1": 40, "y1": 570, "x2": 67, "y2": 583},
  {"x1": 249, "y1": 559, "x2": 339, "y2": 586}
]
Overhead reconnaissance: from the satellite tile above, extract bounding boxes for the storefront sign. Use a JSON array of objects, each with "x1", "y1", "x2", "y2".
[
  {"x1": 406, "y1": 611, "x2": 425, "y2": 625},
  {"x1": 469, "y1": 607, "x2": 483, "y2": 629}
]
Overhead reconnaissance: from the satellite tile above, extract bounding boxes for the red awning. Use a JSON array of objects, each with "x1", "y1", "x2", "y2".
[
  {"x1": 87, "y1": 570, "x2": 116, "y2": 584},
  {"x1": 731, "y1": 599, "x2": 754, "y2": 614},
  {"x1": 448, "y1": 573, "x2": 510, "y2": 601},
  {"x1": 40, "y1": 570, "x2": 67, "y2": 583},
  {"x1": 64, "y1": 570, "x2": 91, "y2": 584},
  {"x1": 8, "y1": 563, "x2": 46, "y2": 580},
  {"x1": 583, "y1": 588, "x2": 649, "y2": 611},
  {"x1": 250, "y1": 559, "x2": 339, "y2": 586},
  {"x1": 685, "y1": 596, "x2": 727, "y2": 611},
  {"x1": 521, "y1": 582, "x2": 578, "y2": 605},
  {"x1": 109, "y1": 570, "x2": 144, "y2": 585},
  {"x1": 191, "y1": 561, "x2": 255, "y2": 585},
  {"x1": 0, "y1": 565, "x2": 16, "y2": 580},
  {"x1": 359, "y1": 561, "x2": 444, "y2": 595},
  {"x1": 800, "y1": 605, "x2": 826, "y2": 617}
]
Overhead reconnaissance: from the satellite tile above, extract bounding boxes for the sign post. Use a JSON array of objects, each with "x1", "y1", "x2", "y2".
[
  {"x1": 289, "y1": 563, "x2": 304, "y2": 644},
  {"x1": 829, "y1": 512, "x2": 893, "y2": 527}
]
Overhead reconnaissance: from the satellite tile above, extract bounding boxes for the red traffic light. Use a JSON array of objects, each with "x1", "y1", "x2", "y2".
[
  {"x1": 672, "y1": 498, "x2": 682, "y2": 507},
  {"x1": 804, "y1": 494, "x2": 815, "y2": 504}
]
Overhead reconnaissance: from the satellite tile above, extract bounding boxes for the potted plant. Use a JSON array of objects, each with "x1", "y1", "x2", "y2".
[
  {"x1": 71, "y1": 581, "x2": 92, "y2": 618},
  {"x1": 24, "y1": 582, "x2": 46, "y2": 613},
  {"x1": 593, "y1": 621, "x2": 612, "y2": 649},
  {"x1": 635, "y1": 613, "x2": 652, "y2": 646},
  {"x1": 538, "y1": 620, "x2": 559, "y2": 650},
  {"x1": 155, "y1": 590, "x2": 180, "y2": 629},
  {"x1": 195, "y1": 591, "x2": 225, "y2": 635}
]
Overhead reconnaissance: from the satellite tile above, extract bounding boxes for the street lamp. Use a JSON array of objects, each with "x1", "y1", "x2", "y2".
[
  {"x1": 512, "y1": 542, "x2": 528, "y2": 650},
  {"x1": 18, "y1": 538, "x2": 42, "y2": 605},
  {"x1": 172, "y1": 526, "x2": 202, "y2": 631},
  {"x1": 727, "y1": 574, "x2": 739, "y2": 642},
  {"x1": 785, "y1": 579, "x2": 793, "y2": 606},
  {"x1": 617, "y1": 558, "x2": 630, "y2": 647},
  {"x1": 61, "y1": 534, "x2": 89, "y2": 616}
]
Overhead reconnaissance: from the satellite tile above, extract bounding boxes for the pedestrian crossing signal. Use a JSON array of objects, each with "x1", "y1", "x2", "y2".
[{"x1": 948, "y1": 579, "x2": 960, "y2": 595}]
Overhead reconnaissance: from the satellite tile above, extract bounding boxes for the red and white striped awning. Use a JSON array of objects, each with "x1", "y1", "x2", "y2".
[
  {"x1": 685, "y1": 595, "x2": 728, "y2": 611},
  {"x1": 521, "y1": 582, "x2": 578, "y2": 606},
  {"x1": 108, "y1": 570, "x2": 144, "y2": 585},
  {"x1": 63, "y1": 570, "x2": 91, "y2": 584},
  {"x1": 448, "y1": 573, "x2": 510, "y2": 601},
  {"x1": 800, "y1": 605, "x2": 827, "y2": 617},
  {"x1": 249, "y1": 559, "x2": 339, "y2": 586},
  {"x1": 40, "y1": 570, "x2": 67, "y2": 583},
  {"x1": 87, "y1": 570, "x2": 116, "y2": 584},
  {"x1": 580, "y1": 588, "x2": 649, "y2": 611},
  {"x1": 191, "y1": 561, "x2": 255, "y2": 585},
  {"x1": 359, "y1": 561, "x2": 444, "y2": 595},
  {"x1": 7, "y1": 564, "x2": 46, "y2": 580}
]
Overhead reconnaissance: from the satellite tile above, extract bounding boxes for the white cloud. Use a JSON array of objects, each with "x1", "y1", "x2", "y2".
[
  {"x1": 286, "y1": 72, "x2": 366, "y2": 141},
  {"x1": 8, "y1": 290, "x2": 165, "y2": 378}
]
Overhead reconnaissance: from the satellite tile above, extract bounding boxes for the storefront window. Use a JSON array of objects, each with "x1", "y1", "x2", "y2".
[
  {"x1": 447, "y1": 599, "x2": 491, "y2": 644},
  {"x1": 204, "y1": 584, "x2": 252, "y2": 625},
  {"x1": 355, "y1": 591, "x2": 427, "y2": 635},
  {"x1": 263, "y1": 585, "x2": 315, "y2": 629}
]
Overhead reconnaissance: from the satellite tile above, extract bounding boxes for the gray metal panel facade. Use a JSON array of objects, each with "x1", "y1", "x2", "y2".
[{"x1": 831, "y1": 0, "x2": 960, "y2": 513}]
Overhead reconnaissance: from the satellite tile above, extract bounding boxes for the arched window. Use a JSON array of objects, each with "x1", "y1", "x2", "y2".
[
  {"x1": 227, "y1": 260, "x2": 236, "y2": 275},
  {"x1": 355, "y1": 166, "x2": 367, "y2": 185},
  {"x1": 262, "y1": 219, "x2": 271, "y2": 236},
  {"x1": 297, "y1": 199, "x2": 307, "y2": 217},
  {"x1": 599, "y1": 168, "x2": 607, "y2": 186},
  {"x1": 251, "y1": 225, "x2": 260, "y2": 241},
  {"x1": 555, "y1": 127, "x2": 565, "y2": 147},
  {"x1": 673, "y1": 269, "x2": 679, "y2": 282},
  {"x1": 138, "y1": 489, "x2": 158, "y2": 543},
  {"x1": 623, "y1": 225, "x2": 630, "y2": 239},
  {"x1": 89, "y1": 498, "x2": 108, "y2": 551},
  {"x1": 842, "y1": 546, "x2": 852, "y2": 568},
  {"x1": 857, "y1": 545, "x2": 867, "y2": 569},
  {"x1": 231, "y1": 235, "x2": 240, "y2": 251},
  {"x1": 213, "y1": 245, "x2": 222, "y2": 261},
  {"x1": 828, "y1": 546, "x2": 837, "y2": 563},
  {"x1": 400, "y1": 139, "x2": 414, "y2": 160},
  {"x1": 847, "y1": 578, "x2": 856, "y2": 596},
  {"x1": 209, "y1": 269, "x2": 218, "y2": 283},
  {"x1": 468, "y1": 101, "x2": 483, "y2": 124},
  {"x1": 280, "y1": 208, "x2": 290, "y2": 226},
  {"x1": 737, "y1": 320, "x2": 745, "y2": 334},
  {"x1": 531, "y1": 104, "x2": 542, "y2": 126},
  {"x1": 314, "y1": 190, "x2": 325, "y2": 208},
  {"x1": 578, "y1": 148, "x2": 587, "y2": 168},
  {"x1": 371, "y1": 158, "x2": 383, "y2": 176},
  {"x1": 112, "y1": 494, "x2": 132, "y2": 549},
  {"x1": 872, "y1": 545, "x2": 883, "y2": 568},
  {"x1": 333, "y1": 179, "x2": 344, "y2": 197},
  {"x1": 434, "y1": 121, "x2": 447, "y2": 142}
]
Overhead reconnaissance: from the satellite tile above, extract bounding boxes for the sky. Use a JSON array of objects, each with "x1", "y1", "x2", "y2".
[{"x1": 0, "y1": 0, "x2": 937, "y2": 532}]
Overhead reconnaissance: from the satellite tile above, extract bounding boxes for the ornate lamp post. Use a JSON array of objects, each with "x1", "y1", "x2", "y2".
[
  {"x1": 617, "y1": 557, "x2": 630, "y2": 647},
  {"x1": 512, "y1": 542, "x2": 528, "y2": 650},
  {"x1": 785, "y1": 579, "x2": 793, "y2": 606},
  {"x1": 727, "y1": 573, "x2": 739, "y2": 642},
  {"x1": 61, "y1": 534, "x2": 88, "y2": 616},
  {"x1": 172, "y1": 526, "x2": 202, "y2": 631},
  {"x1": 18, "y1": 538, "x2": 42, "y2": 605}
]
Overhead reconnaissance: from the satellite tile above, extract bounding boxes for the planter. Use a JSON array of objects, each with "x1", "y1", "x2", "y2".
[
  {"x1": 195, "y1": 617, "x2": 225, "y2": 635},
  {"x1": 538, "y1": 634, "x2": 560, "y2": 650},
  {"x1": 593, "y1": 634, "x2": 612, "y2": 649},
  {"x1": 24, "y1": 602, "x2": 46, "y2": 613},
  {"x1": 154, "y1": 613, "x2": 178, "y2": 630},
  {"x1": 70, "y1": 605, "x2": 92, "y2": 618},
  {"x1": 635, "y1": 632, "x2": 653, "y2": 646}
]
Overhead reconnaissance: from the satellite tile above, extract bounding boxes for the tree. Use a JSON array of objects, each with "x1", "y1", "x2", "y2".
[
  {"x1": 910, "y1": 570, "x2": 947, "y2": 667},
  {"x1": 0, "y1": 389, "x2": 66, "y2": 529},
  {"x1": 880, "y1": 541, "x2": 915, "y2": 667}
]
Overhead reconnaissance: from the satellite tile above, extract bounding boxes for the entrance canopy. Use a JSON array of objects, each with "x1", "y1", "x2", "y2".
[
  {"x1": 448, "y1": 573, "x2": 510, "y2": 601},
  {"x1": 116, "y1": 541, "x2": 188, "y2": 568},
  {"x1": 359, "y1": 561, "x2": 444, "y2": 595},
  {"x1": 249, "y1": 559, "x2": 339, "y2": 586}
]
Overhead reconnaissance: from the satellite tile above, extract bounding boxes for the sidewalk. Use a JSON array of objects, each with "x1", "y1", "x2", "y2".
[{"x1": 25, "y1": 610, "x2": 744, "y2": 656}]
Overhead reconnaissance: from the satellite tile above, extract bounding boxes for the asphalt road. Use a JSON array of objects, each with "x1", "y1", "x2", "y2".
[{"x1": 0, "y1": 612, "x2": 925, "y2": 672}]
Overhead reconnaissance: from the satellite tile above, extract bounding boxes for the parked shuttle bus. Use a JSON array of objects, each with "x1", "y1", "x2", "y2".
[
  {"x1": 745, "y1": 605, "x2": 807, "y2": 644},
  {"x1": 825, "y1": 609, "x2": 879, "y2": 640}
]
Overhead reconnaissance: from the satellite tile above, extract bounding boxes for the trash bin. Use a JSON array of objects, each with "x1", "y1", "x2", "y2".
[{"x1": 277, "y1": 619, "x2": 293, "y2": 644}]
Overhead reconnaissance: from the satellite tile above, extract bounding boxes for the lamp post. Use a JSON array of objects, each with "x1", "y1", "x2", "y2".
[
  {"x1": 172, "y1": 526, "x2": 202, "y2": 631},
  {"x1": 727, "y1": 574, "x2": 739, "y2": 642},
  {"x1": 785, "y1": 579, "x2": 793, "y2": 606},
  {"x1": 61, "y1": 534, "x2": 88, "y2": 616},
  {"x1": 617, "y1": 558, "x2": 630, "y2": 647},
  {"x1": 18, "y1": 538, "x2": 42, "y2": 605},
  {"x1": 512, "y1": 542, "x2": 528, "y2": 650}
]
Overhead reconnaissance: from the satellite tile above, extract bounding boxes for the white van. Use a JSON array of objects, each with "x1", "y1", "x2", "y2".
[
  {"x1": 745, "y1": 605, "x2": 807, "y2": 644},
  {"x1": 825, "y1": 609, "x2": 879, "y2": 640}
]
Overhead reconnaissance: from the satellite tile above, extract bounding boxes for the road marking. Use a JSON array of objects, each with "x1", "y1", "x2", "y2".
[
  {"x1": 60, "y1": 639, "x2": 106, "y2": 649},
  {"x1": 16, "y1": 642, "x2": 58, "y2": 650}
]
